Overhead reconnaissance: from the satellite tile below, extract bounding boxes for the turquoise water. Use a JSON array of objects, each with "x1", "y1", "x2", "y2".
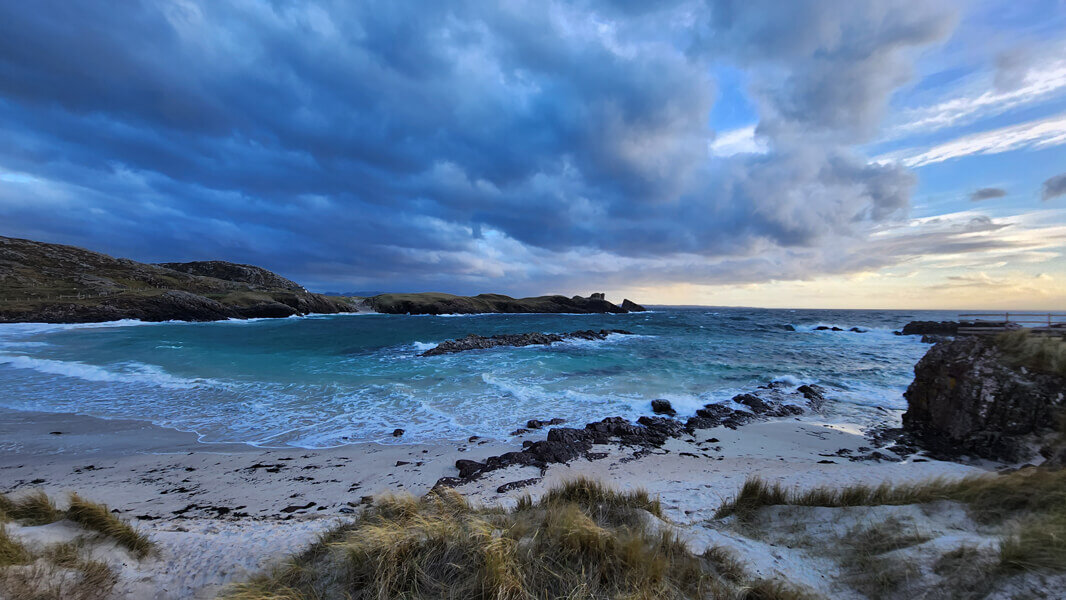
[{"x1": 0, "y1": 308, "x2": 955, "y2": 447}]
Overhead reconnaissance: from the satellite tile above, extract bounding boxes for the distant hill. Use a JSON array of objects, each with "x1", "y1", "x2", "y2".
[{"x1": 0, "y1": 236, "x2": 353, "y2": 323}]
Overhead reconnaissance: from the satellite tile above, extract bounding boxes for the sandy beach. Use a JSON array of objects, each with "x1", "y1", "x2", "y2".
[{"x1": 1, "y1": 406, "x2": 992, "y2": 599}]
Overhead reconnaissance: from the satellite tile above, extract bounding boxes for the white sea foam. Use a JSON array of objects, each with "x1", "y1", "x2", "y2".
[{"x1": 0, "y1": 354, "x2": 218, "y2": 390}]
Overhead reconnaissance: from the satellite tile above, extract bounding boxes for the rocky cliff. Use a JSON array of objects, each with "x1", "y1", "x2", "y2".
[
  {"x1": 365, "y1": 292, "x2": 644, "y2": 315},
  {"x1": 0, "y1": 236, "x2": 353, "y2": 323},
  {"x1": 902, "y1": 334, "x2": 1066, "y2": 462}
]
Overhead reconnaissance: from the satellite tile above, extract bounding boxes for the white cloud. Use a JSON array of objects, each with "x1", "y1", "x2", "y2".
[
  {"x1": 709, "y1": 125, "x2": 768, "y2": 157},
  {"x1": 880, "y1": 113, "x2": 1066, "y2": 167},
  {"x1": 892, "y1": 58, "x2": 1066, "y2": 136}
]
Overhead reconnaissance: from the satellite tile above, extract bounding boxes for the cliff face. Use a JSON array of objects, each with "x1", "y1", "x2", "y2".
[
  {"x1": 0, "y1": 236, "x2": 352, "y2": 323},
  {"x1": 902, "y1": 335, "x2": 1066, "y2": 462}
]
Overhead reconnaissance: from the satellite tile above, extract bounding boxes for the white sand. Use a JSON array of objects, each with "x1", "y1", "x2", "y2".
[{"x1": 1, "y1": 409, "x2": 998, "y2": 598}]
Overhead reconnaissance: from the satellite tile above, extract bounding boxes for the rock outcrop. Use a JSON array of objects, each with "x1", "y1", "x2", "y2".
[
  {"x1": 900, "y1": 321, "x2": 961, "y2": 335},
  {"x1": 0, "y1": 235, "x2": 353, "y2": 323},
  {"x1": 420, "y1": 330, "x2": 633, "y2": 356},
  {"x1": 902, "y1": 336, "x2": 1066, "y2": 461},
  {"x1": 366, "y1": 292, "x2": 642, "y2": 315},
  {"x1": 621, "y1": 299, "x2": 646, "y2": 312},
  {"x1": 436, "y1": 381, "x2": 825, "y2": 487}
]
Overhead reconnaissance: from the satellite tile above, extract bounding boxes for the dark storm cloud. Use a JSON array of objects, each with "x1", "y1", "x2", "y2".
[
  {"x1": 971, "y1": 187, "x2": 1008, "y2": 201},
  {"x1": 0, "y1": 0, "x2": 958, "y2": 291},
  {"x1": 1044, "y1": 173, "x2": 1066, "y2": 201}
]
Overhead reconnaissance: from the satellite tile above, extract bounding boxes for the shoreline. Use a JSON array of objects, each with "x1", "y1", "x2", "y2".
[{"x1": 1, "y1": 405, "x2": 993, "y2": 599}]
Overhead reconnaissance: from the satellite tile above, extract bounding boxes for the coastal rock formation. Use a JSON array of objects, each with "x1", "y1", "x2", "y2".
[
  {"x1": 900, "y1": 321, "x2": 961, "y2": 335},
  {"x1": 0, "y1": 235, "x2": 353, "y2": 323},
  {"x1": 438, "y1": 381, "x2": 823, "y2": 487},
  {"x1": 651, "y1": 399, "x2": 676, "y2": 416},
  {"x1": 621, "y1": 299, "x2": 646, "y2": 312},
  {"x1": 366, "y1": 292, "x2": 641, "y2": 315},
  {"x1": 902, "y1": 336, "x2": 1066, "y2": 461},
  {"x1": 420, "y1": 329, "x2": 633, "y2": 356}
]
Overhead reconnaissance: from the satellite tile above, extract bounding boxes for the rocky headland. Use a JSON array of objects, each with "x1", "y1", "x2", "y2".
[
  {"x1": 362, "y1": 291, "x2": 645, "y2": 315},
  {"x1": 420, "y1": 329, "x2": 633, "y2": 356},
  {"x1": 902, "y1": 332, "x2": 1066, "y2": 462},
  {"x1": 0, "y1": 235, "x2": 354, "y2": 323}
]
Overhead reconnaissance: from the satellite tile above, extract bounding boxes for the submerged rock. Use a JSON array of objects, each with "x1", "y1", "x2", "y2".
[
  {"x1": 420, "y1": 330, "x2": 633, "y2": 356},
  {"x1": 902, "y1": 336, "x2": 1066, "y2": 461}
]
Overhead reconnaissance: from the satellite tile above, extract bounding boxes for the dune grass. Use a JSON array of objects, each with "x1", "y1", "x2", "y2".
[
  {"x1": 0, "y1": 490, "x2": 64, "y2": 525},
  {"x1": 0, "y1": 491, "x2": 144, "y2": 600},
  {"x1": 66, "y1": 493, "x2": 153, "y2": 558},
  {"x1": 995, "y1": 329, "x2": 1066, "y2": 377},
  {"x1": 0, "y1": 526, "x2": 30, "y2": 567},
  {"x1": 225, "y1": 479, "x2": 812, "y2": 600},
  {"x1": 716, "y1": 469, "x2": 1066, "y2": 574}
]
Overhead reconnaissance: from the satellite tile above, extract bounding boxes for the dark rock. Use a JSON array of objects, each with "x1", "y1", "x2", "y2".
[
  {"x1": 921, "y1": 334, "x2": 951, "y2": 344},
  {"x1": 455, "y1": 459, "x2": 485, "y2": 479},
  {"x1": 782, "y1": 324, "x2": 796, "y2": 331},
  {"x1": 422, "y1": 330, "x2": 633, "y2": 356},
  {"x1": 392, "y1": 428, "x2": 405, "y2": 437},
  {"x1": 510, "y1": 428, "x2": 530, "y2": 436},
  {"x1": 585, "y1": 452, "x2": 609, "y2": 461},
  {"x1": 368, "y1": 292, "x2": 636, "y2": 316},
  {"x1": 497, "y1": 478, "x2": 541, "y2": 493},
  {"x1": 621, "y1": 299, "x2": 647, "y2": 312},
  {"x1": 796, "y1": 384, "x2": 827, "y2": 407},
  {"x1": 733, "y1": 393, "x2": 771, "y2": 413},
  {"x1": 849, "y1": 327, "x2": 867, "y2": 333},
  {"x1": 280, "y1": 502, "x2": 316, "y2": 513},
  {"x1": 902, "y1": 336, "x2": 1066, "y2": 462},
  {"x1": 901, "y1": 321, "x2": 960, "y2": 335},
  {"x1": 527, "y1": 418, "x2": 566, "y2": 429},
  {"x1": 650, "y1": 399, "x2": 676, "y2": 416}
]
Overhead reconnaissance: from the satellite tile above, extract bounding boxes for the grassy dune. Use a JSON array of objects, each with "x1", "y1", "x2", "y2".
[
  {"x1": 0, "y1": 490, "x2": 153, "y2": 600},
  {"x1": 225, "y1": 477, "x2": 810, "y2": 600},
  {"x1": 716, "y1": 468, "x2": 1066, "y2": 573}
]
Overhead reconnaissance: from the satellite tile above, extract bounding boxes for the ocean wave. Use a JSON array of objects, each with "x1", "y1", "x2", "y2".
[{"x1": 0, "y1": 354, "x2": 220, "y2": 390}]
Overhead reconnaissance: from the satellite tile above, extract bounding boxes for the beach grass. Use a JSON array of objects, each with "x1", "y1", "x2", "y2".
[
  {"x1": 0, "y1": 490, "x2": 64, "y2": 526},
  {"x1": 0, "y1": 526, "x2": 30, "y2": 567},
  {"x1": 66, "y1": 493, "x2": 153, "y2": 558},
  {"x1": 225, "y1": 479, "x2": 810, "y2": 600},
  {"x1": 716, "y1": 468, "x2": 1066, "y2": 573},
  {"x1": 0, "y1": 491, "x2": 147, "y2": 600}
]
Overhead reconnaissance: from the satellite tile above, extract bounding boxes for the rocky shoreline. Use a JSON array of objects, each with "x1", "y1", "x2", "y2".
[{"x1": 435, "y1": 380, "x2": 924, "y2": 493}]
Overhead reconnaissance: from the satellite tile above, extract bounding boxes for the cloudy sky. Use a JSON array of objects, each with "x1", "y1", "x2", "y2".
[{"x1": 1, "y1": 1, "x2": 1064, "y2": 309}]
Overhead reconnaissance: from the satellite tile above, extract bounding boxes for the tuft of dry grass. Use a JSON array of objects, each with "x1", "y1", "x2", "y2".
[
  {"x1": 717, "y1": 469, "x2": 1066, "y2": 575},
  {"x1": 838, "y1": 518, "x2": 928, "y2": 599},
  {"x1": 737, "y1": 578, "x2": 820, "y2": 599},
  {"x1": 225, "y1": 479, "x2": 747, "y2": 600},
  {"x1": 65, "y1": 493, "x2": 153, "y2": 558},
  {"x1": 2, "y1": 490, "x2": 64, "y2": 525},
  {"x1": 0, "y1": 525, "x2": 30, "y2": 567},
  {"x1": 995, "y1": 329, "x2": 1066, "y2": 377}
]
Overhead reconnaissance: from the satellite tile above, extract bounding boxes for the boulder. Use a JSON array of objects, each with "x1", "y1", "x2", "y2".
[
  {"x1": 421, "y1": 330, "x2": 632, "y2": 356},
  {"x1": 902, "y1": 336, "x2": 1066, "y2": 461},
  {"x1": 621, "y1": 299, "x2": 647, "y2": 312},
  {"x1": 650, "y1": 399, "x2": 676, "y2": 416}
]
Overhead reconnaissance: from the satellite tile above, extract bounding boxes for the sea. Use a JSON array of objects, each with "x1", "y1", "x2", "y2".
[{"x1": 0, "y1": 308, "x2": 958, "y2": 448}]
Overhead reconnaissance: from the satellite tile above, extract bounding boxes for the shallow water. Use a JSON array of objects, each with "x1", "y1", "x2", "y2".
[{"x1": 0, "y1": 307, "x2": 957, "y2": 447}]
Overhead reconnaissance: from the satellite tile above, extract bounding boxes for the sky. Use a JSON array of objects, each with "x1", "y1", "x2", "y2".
[{"x1": 0, "y1": 0, "x2": 1064, "y2": 310}]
